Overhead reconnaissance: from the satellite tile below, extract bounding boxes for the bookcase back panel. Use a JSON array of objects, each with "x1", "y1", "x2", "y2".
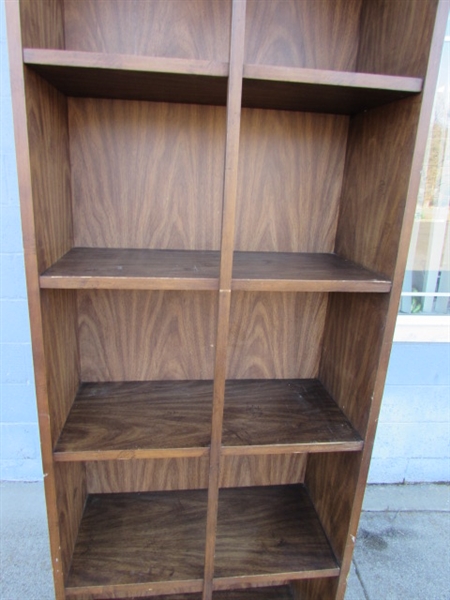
[
  {"x1": 78, "y1": 291, "x2": 217, "y2": 381},
  {"x1": 227, "y1": 292, "x2": 327, "y2": 379},
  {"x1": 63, "y1": 0, "x2": 231, "y2": 62},
  {"x1": 41, "y1": 290, "x2": 80, "y2": 447},
  {"x1": 244, "y1": 0, "x2": 362, "y2": 71},
  {"x1": 357, "y1": 0, "x2": 439, "y2": 77},
  {"x1": 86, "y1": 458, "x2": 210, "y2": 494},
  {"x1": 220, "y1": 454, "x2": 307, "y2": 488},
  {"x1": 24, "y1": 71, "x2": 73, "y2": 272},
  {"x1": 69, "y1": 99, "x2": 226, "y2": 251},
  {"x1": 235, "y1": 109, "x2": 348, "y2": 253},
  {"x1": 19, "y1": 0, "x2": 64, "y2": 49}
]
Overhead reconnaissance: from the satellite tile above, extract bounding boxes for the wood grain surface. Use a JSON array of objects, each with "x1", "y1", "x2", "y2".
[
  {"x1": 244, "y1": 0, "x2": 361, "y2": 71},
  {"x1": 227, "y1": 292, "x2": 327, "y2": 379},
  {"x1": 40, "y1": 290, "x2": 80, "y2": 447},
  {"x1": 40, "y1": 248, "x2": 220, "y2": 290},
  {"x1": 24, "y1": 69, "x2": 73, "y2": 272},
  {"x1": 215, "y1": 588, "x2": 295, "y2": 599},
  {"x1": 221, "y1": 380, "x2": 362, "y2": 454},
  {"x1": 64, "y1": 0, "x2": 231, "y2": 62},
  {"x1": 357, "y1": 0, "x2": 439, "y2": 77},
  {"x1": 232, "y1": 252, "x2": 391, "y2": 292},
  {"x1": 242, "y1": 67, "x2": 422, "y2": 114},
  {"x1": 54, "y1": 462, "x2": 87, "y2": 582},
  {"x1": 24, "y1": 50, "x2": 228, "y2": 106},
  {"x1": 55, "y1": 381, "x2": 213, "y2": 460},
  {"x1": 86, "y1": 458, "x2": 210, "y2": 494},
  {"x1": 220, "y1": 454, "x2": 307, "y2": 488},
  {"x1": 67, "y1": 491, "x2": 207, "y2": 591},
  {"x1": 234, "y1": 109, "x2": 347, "y2": 253},
  {"x1": 78, "y1": 291, "x2": 217, "y2": 381},
  {"x1": 69, "y1": 98, "x2": 226, "y2": 251},
  {"x1": 213, "y1": 485, "x2": 339, "y2": 585},
  {"x1": 19, "y1": 0, "x2": 64, "y2": 49}
]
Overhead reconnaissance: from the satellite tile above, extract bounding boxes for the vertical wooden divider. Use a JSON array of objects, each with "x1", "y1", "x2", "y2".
[{"x1": 203, "y1": 2, "x2": 247, "y2": 599}]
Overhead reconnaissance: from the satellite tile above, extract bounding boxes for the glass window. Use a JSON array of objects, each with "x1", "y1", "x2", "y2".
[{"x1": 400, "y1": 15, "x2": 450, "y2": 316}]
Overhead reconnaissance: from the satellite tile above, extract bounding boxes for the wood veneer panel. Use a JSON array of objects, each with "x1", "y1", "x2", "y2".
[
  {"x1": 242, "y1": 67, "x2": 422, "y2": 114},
  {"x1": 69, "y1": 99, "x2": 225, "y2": 252},
  {"x1": 66, "y1": 491, "x2": 207, "y2": 596},
  {"x1": 24, "y1": 50, "x2": 228, "y2": 106},
  {"x1": 231, "y1": 252, "x2": 391, "y2": 292},
  {"x1": 55, "y1": 381, "x2": 212, "y2": 460},
  {"x1": 19, "y1": 0, "x2": 64, "y2": 49},
  {"x1": 215, "y1": 588, "x2": 294, "y2": 599},
  {"x1": 40, "y1": 248, "x2": 220, "y2": 290},
  {"x1": 41, "y1": 289, "x2": 80, "y2": 447},
  {"x1": 357, "y1": 0, "x2": 439, "y2": 77},
  {"x1": 335, "y1": 98, "x2": 424, "y2": 279},
  {"x1": 221, "y1": 380, "x2": 362, "y2": 455},
  {"x1": 86, "y1": 458, "x2": 210, "y2": 494},
  {"x1": 220, "y1": 454, "x2": 307, "y2": 488},
  {"x1": 78, "y1": 291, "x2": 217, "y2": 382},
  {"x1": 23, "y1": 69, "x2": 73, "y2": 272},
  {"x1": 227, "y1": 292, "x2": 327, "y2": 379},
  {"x1": 64, "y1": 0, "x2": 231, "y2": 62},
  {"x1": 213, "y1": 486, "x2": 339, "y2": 587},
  {"x1": 244, "y1": 0, "x2": 361, "y2": 71},
  {"x1": 235, "y1": 110, "x2": 347, "y2": 253},
  {"x1": 54, "y1": 462, "x2": 87, "y2": 582}
]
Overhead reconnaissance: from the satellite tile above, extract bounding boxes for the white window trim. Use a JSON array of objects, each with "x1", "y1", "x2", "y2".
[{"x1": 394, "y1": 315, "x2": 450, "y2": 343}]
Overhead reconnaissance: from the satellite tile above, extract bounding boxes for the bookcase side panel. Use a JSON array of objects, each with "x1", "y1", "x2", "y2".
[
  {"x1": 19, "y1": 0, "x2": 65, "y2": 49},
  {"x1": 69, "y1": 99, "x2": 226, "y2": 252},
  {"x1": 356, "y1": 0, "x2": 439, "y2": 77}
]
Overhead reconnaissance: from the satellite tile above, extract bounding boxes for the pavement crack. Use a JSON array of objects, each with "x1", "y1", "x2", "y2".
[{"x1": 353, "y1": 558, "x2": 371, "y2": 600}]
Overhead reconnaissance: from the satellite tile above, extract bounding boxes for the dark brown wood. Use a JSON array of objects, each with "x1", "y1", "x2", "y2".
[
  {"x1": 54, "y1": 381, "x2": 213, "y2": 460},
  {"x1": 40, "y1": 248, "x2": 220, "y2": 290},
  {"x1": 232, "y1": 252, "x2": 391, "y2": 292},
  {"x1": 86, "y1": 458, "x2": 210, "y2": 494},
  {"x1": 24, "y1": 50, "x2": 228, "y2": 106},
  {"x1": 242, "y1": 66, "x2": 422, "y2": 114},
  {"x1": 356, "y1": 0, "x2": 439, "y2": 77},
  {"x1": 213, "y1": 485, "x2": 339, "y2": 588},
  {"x1": 244, "y1": 0, "x2": 361, "y2": 70},
  {"x1": 227, "y1": 292, "x2": 327, "y2": 380},
  {"x1": 220, "y1": 454, "x2": 307, "y2": 488},
  {"x1": 66, "y1": 490, "x2": 208, "y2": 598},
  {"x1": 78, "y1": 291, "x2": 217, "y2": 381},
  {"x1": 19, "y1": 0, "x2": 64, "y2": 49},
  {"x1": 234, "y1": 110, "x2": 347, "y2": 253},
  {"x1": 215, "y1": 588, "x2": 295, "y2": 599},
  {"x1": 221, "y1": 380, "x2": 362, "y2": 454},
  {"x1": 69, "y1": 98, "x2": 226, "y2": 252},
  {"x1": 63, "y1": 0, "x2": 231, "y2": 61}
]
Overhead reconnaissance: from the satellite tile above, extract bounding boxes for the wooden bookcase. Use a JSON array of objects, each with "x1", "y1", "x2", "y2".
[{"x1": 6, "y1": 1, "x2": 447, "y2": 599}]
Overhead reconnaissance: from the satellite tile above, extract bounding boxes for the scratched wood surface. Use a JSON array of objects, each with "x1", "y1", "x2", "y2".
[{"x1": 67, "y1": 491, "x2": 207, "y2": 590}]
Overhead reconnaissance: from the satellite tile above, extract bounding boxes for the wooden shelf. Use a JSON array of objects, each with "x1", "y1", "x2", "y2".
[
  {"x1": 40, "y1": 248, "x2": 220, "y2": 291},
  {"x1": 222, "y1": 380, "x2": 363, "y2": 455},
  {"x1": 214, "y1": 588, "x2": 294, "y2": 599},
  {"x1": 54, "y1": 381, "x2": 213, "y2": 461},
  {"x1": 40, "y1": 248, "x2": 390, "y2": 293},
  {"x1": 242, "y1": 65, "x2": 423, "y2": 114},
  {"x1": 23, "y1": 49, "x2": 228, "y2": 105},
  {"x1": 65, "y1": 490, "x2": 207, "y2": 599},
  {"x1": 214, "y1": 485, "x2": 339, "y2": 589},
  {"x1": 232, "y1": 252, "x2": 391, "y2": 292}
]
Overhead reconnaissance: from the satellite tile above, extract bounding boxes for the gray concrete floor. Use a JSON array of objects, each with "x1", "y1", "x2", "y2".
[{"x1": 0, "y1": 482, "x2": 449, "y2": 599}]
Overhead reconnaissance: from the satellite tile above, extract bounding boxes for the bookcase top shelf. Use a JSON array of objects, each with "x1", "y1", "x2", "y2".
[
  {"x1": 40, "y1": 248, "x2": 391, "y2": 293},
  {"x1": 23, "y1": 48, "x2": 422, "y2": 114}
]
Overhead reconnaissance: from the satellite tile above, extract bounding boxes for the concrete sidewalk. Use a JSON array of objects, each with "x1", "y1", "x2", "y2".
[{"x1": 0, "y1": 482, "x2": 449, "y2": 600}]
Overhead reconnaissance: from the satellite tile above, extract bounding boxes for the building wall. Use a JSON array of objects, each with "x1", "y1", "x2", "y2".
[{"x1": 0, "y1": 2, "x2": 448, "y2": 483}]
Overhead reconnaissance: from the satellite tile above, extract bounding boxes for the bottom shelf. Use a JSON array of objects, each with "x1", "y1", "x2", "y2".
[{"x1": 66, "y1": 486, "x2": 338, "y2": 598}]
